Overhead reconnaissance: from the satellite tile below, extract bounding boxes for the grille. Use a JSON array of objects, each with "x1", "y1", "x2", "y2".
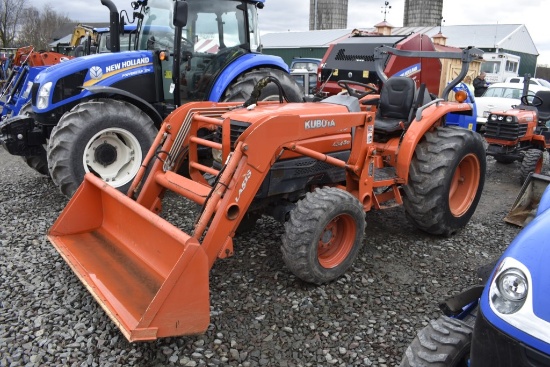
[
  {"x1": 30, "y1": 82, "x2": 40, "y2": 105},
  {"x1": 484, "y1": 120, "x2": 527, "y2": 141},
  {"x1": 213, "y1": 119, "x2": 250, "y2": 148},
  {"x1": 334, "y1": 48, "x2": 375, "y2": 62},
  {"x1": 52, "y1": 69, "x2": 88, "y2": 105}
]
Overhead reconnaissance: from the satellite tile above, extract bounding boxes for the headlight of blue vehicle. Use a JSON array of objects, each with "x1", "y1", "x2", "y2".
[
  {"x1": 36, "y1": 81, "x2": 52, "y2": 110},
  {"x1": 490, "y1": 262, "x2": 528, "y2": 314},
  {"x1": 488, "y1": 256, "x2": 550, "y2": 343}
]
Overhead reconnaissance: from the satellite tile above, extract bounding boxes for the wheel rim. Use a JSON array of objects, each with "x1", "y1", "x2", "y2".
[
  {"x1": 449, "y1": 153, "x2": 481, "y2": 216},
  {"x1": 83, "y1": 127, "x2": 142, "y2": 188},
  {"x1": 317, "y1": 214, "x2": 356, "y2": 268}
]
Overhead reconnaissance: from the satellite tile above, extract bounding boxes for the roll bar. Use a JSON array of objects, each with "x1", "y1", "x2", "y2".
[{"x1": 374, "y1": 45, "x2": 484, "y2": 101}]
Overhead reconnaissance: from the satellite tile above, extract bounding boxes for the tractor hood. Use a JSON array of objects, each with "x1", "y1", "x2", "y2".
[
  {"x1": 33, "y1": 51, "x2": 154, "y2": 85},
  {"x1": 32, "y1": 51, "x2": 155, "y2": 114},
  {"x1": 480, "y1": 183, "x2": 550, "y2": 355}
]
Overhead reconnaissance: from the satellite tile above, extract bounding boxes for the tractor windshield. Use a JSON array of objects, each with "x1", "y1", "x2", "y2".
[
  {"x1": 137, "y1": 0, "x2": 260, "y2": 103},
  {"x1": 137, "y1": 0, "x2": 254, "y2": 54}
]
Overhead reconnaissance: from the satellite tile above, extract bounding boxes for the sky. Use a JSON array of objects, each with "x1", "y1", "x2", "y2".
[{"x1": 28, "y1": 0, "x2": 550, "y2": 66}]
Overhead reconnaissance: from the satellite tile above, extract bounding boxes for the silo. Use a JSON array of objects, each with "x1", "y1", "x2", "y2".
[
  {"x1": 403, "y1": 0, "x2": 443, "y2": 27},
  {"x1": 309, "y1": 0, "x2": 348, "y2": 31}
]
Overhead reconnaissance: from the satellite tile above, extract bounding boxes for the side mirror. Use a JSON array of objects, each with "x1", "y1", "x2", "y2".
[{"x1": 173, "y1": 1, "x2": 188, "y2": 28}]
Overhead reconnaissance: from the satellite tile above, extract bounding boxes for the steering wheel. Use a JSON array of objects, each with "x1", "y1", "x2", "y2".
[
  {"x1": 337, "y1": 80, "x2": 378, "y2": 99},
  {"x1": 521, "y1": 94, "x2": 543, "y2": 107},
  {"x1": 180, "y1": 36, "x2": 193, "y2": 49}
]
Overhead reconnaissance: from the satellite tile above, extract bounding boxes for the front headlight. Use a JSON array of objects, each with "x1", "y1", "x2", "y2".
[
  {"x1": 490, "y1": 267, "x2": 528, "y2": 314},
  {"x1": 490, "y1": 114, "x2": 498, "y2": 121},
  {"x1": 36, "y1": 81, "x2": 53, "y2": 110},
  {"x1": 505, "y1": 116, "x2": 514, "y2": 123}
]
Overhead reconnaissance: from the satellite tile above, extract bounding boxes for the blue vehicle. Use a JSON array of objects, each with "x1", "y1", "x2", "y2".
[
  {"x1": 400, "y1": 174, "x2": 550, "y2": 366},
  {"x1": 0, "y1": 25, "x2": 137, "y2": 174},
  {"x1": 0, "y1": 0, "x2": 302, "y2": 197},
  {"x1": 446, "y1": 81, "x2": 478, "y2": 131}
]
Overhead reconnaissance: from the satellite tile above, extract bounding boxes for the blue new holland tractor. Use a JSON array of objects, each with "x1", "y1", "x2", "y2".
[
  {"x1": 400, "y1": 174, "x2": 550, "y2": 366},
  {"x1": 0, "y1": 0, "x2": 302, "y2": 197}
]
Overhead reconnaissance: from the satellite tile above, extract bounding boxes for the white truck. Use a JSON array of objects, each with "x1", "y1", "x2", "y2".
[{"x1": 480, "y1": 52, "x2": 520, "y2": 83}]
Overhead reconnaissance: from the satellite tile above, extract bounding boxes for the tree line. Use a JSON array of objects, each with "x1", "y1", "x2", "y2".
[{"x1": 0, "y1": 0, "x2": 72, "y2": 51}]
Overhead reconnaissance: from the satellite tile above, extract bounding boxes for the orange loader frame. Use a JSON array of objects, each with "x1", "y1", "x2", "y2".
[{"x1": 47, "y1": 46, "x2": 485, "y2": 341}]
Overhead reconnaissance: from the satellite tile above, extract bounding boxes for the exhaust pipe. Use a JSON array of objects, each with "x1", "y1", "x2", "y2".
[{"x1": 101, "y1": 0, "x2": 120, "y2": 53}]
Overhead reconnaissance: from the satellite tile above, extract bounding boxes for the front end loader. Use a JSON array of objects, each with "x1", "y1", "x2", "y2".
[{"x1": 47, "y1": 46, "x2": 487, "y2": 341}]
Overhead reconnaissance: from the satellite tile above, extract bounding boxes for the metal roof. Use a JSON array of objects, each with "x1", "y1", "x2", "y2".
[{"x1": 262, "y1": 24, "x2": 539, "y2": 55}]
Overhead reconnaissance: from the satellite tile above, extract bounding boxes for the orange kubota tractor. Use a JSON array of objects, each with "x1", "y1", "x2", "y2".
[
  {"x1": 47, "y1": 46, "x2": 486, "y2": 342},
  {"x1": 484, "y1": 79, "x2": 550, "y2": 184}
]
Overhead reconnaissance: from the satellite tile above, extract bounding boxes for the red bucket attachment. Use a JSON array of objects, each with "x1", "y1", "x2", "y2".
[{"x1": 48, "y1": 174, "x2": 211, "y2": 341}]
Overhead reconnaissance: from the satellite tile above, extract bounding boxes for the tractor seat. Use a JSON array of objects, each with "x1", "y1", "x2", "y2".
[
  {"x1": 535, "y1": 90, "x2": 550, "y2": 123},
  {"x1": 374, "y1": 76, "x2": 416, "y2": 134}
]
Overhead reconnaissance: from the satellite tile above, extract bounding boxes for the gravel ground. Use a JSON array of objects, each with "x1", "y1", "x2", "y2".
[{"x1": 0, "y1": 147, "x2": 542, "y2": 366}]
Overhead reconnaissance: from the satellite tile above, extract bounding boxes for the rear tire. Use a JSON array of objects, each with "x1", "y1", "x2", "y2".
[
  {"x1": 281, "y1": 187, "x2": 365, "y2": 284},
  {"x1": 519, "y1": 149, "x2": 543, "y2": 185},
  {"x1": 400, "y1": 316, "x2": 473, "y2": 367},
  {"x1": 403, "y1": 127, "x2": 486, "y2": 236},
  {"x1": 223, "y1": 68, "x2": 304, "y2": 102},
  {"x1": 47, "y1": 99, "x2": 157, "y2": 198}
]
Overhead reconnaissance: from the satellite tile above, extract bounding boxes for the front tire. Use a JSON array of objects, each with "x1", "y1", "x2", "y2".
[
  {"x1": 223, "y1": 67, "x2": 304, "y2": 102},
  {"x1": 281, "y1": 187, "x2": 365, "y2": 285},
  {"x1": 47, "y1": 99, "x2": 157, "y2": 197},
  {"x1": 519, "y1": 149, "x2": 543, "y2": 185},
  {"x1": 23, "y1": 149, "x2": 49, "y2": 176},
  {"x1": 400, "y1": 316, "x2": 473, "y2": 367},
  {"x1": 403, "y1": 127, "x2": 486, "y2": 236},
  {"x1": 17, "y1": 102, "x2": 49, "y2": 176}
]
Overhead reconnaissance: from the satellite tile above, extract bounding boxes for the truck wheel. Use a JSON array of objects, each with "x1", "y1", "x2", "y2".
[
  {"x1": 400, "y1": 316, "x2": 473, "y2": 367},
  {"x1": 223, "y1": 67, "x2": 304, "y2": 102},
  {"x1": 17, "y1": 102, "x2": 49, "y2": 176},
  {"x1": 519, "y1": 149, "x2": 543, "y2": 185},
  {"x1": 281, "y1": 187, "x2": 365, "y2": 285},
  {"x1": 47, "y1": 99, "x2": 157, "y2": 197},
  {"x1": 403, "y1": 127, "x2": 486, "y2": 236}
]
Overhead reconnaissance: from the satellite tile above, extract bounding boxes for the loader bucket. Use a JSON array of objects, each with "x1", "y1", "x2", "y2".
[
  {"x1": 504, "y1": 173, "x2": 550, "y2": 227},
  {"x1": 47, "y1": 173, "x2": 211, "y2": 342}
]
